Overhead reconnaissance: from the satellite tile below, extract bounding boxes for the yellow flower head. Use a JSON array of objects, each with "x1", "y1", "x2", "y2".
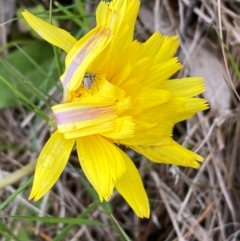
[{"x1": 22, "y1": 0, "x2": 208, "y2": 218}]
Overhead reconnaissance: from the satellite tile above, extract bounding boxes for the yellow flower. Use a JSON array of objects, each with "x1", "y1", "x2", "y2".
[{"x1": 22, "y1": 0, "x2": 208, "y2": 218}]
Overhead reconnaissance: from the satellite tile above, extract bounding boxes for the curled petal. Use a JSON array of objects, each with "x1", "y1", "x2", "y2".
[
  {"x1": 22, "y1": 10, "x2": 77, "y2": 52},
  {"x1": 76, "y1": 135, "x2": 126, "y2": 201},
  {"x1": 61, "y1": 27, "x2": 112, "y2": 101},
  {"x1": 115, "y1": 149, "x2": 150, "y2": 218},
  {"x1": 29, "y1": 130, "x2": 75, "y2": 200}
]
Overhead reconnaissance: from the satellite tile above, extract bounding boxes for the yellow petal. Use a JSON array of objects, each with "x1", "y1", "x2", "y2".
[
  {"x1": 140, "y1": 58, "x2": 182, "y2": 88},
  {"x1": 119, "y1": 82, "x2": 173, "y2": 111},
  {"x1": 101, "y1": 116, "x2": 135, "y2": 139},
  {"x1": 115, "y1": 149, "x2": 150, "y2": 218},
  {"x1": 120, "y1": 120, "x2": 173, "y2": 146},
  {"x1": 76, "y1": 135, "x2": 126, "y2": 201},
  {"x1": 131, "y1": 140, "x2": 203, "y2": 168},
  {"x1": 96, "y1": 0, "x2": 139, "y2": 38},
  {"x1": 162, "y1": 77, "x2": 206, "y2": 97},
  {"x1": 22, "y1": 10, "x2": 77, "y2": 52},
  {"x1": 62, "y1": 27, "x2": 112, "y2": 101},
  {"x1": 137, "y1": 87, "x2": 172, "y2": 109},
  {"x1": 96, "y1": 0, "x2": 122, "y2": 30},
  {"x1": 73, "y1": 76, "x2": 126, "y2": 104},
  {"x1": 164, "y1": 97, "x2": 209, "y2": 123},
  {"x1": 89, "y1": 0, "x2": 140, "y2": 78},
  {"x1": 62, "y1": 116, "x2": 134, "y2": 140},
  {"x1": 110, "y1": 0, "x2": 140, "y2": 46},
  {"x1": 52, "y1": 102, "x2": 117, "y2": 133},
  {"x1": 143, "y1": 32, "x2": 179, "y2": 63},
  {"x1": 122, "y1": 0, "x2": 140, "y2": 39},
  {"x1": 63, "y1": 121, "x2": 115, "y2": 139},
  {"x1": 29, "y1": 130, "x2": 75, "y2": 200}
]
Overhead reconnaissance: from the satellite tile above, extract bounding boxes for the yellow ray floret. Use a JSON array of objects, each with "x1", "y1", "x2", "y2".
[
  {"x1": 29, "y1": 130, "x2": 75, "y2": 200},
  {"x1": 101, "y1": 116, "x2": 135, "y2": 139},
  {"x1": 96, "y1": 0, "x2": 140, "y2": 44},
  {"x1": 76, "y1": 135, "x2": 126, "y2": 201},
  {"x1": 131, "y1": 140, "x2": 203, "y2": 168},
  {"x1": 115, "y1": 149, "x2": 150, "y2": 218},
  {"x1": 22, "y1": 10, "x2": 77, "y2": 52},
  {"x1": 143, "y1": 32, "x2": 179, "y2": 63},
  {"x1": 162, "y1": 77, "x2": 206, "y2": 97}
]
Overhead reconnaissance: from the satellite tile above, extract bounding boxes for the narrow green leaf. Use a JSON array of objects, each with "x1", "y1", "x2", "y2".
[
  {"x1": 53, "y1": 46, "x2": 63, "y2": 76},
  {"x1": 0, "y1": 75, "x2": 48, "y2": 120},
  {"x1": 54, "y1": 1, "x2": 84, "y2": 27},
  {"x1": 68, "y1": 163, "x2": 99, "y2": 200},
  {"x1": 14, "y1": 44, "x2": 56, "y2": 83},
  {"x1": 76, "y1": 0, "x2": 91, "y2": 31},
  {"x1": 52, "y1": 201, "x2": 100, "y2": 241},
  {"x1": 0, "y1": 144, "x2": 25, "y2": 151},
  {"x1": 0, "y1": 221, "x2": 22, "y2": 241},
  {"x1": 0, "y1": 40, "x2": 34, "y2": 55},
  {"x1": 0, "y1": 176, "x2": 33, "y2": 210},
  {"x1": 0, "y1": 42, "x2": 58, "y2": 109},
  {"x1": 1, "y1": 60, "x2": 52, "y2": 108},
  {"x1": 111, "y1": 215, "x2": 132, "y2": 241},
  {"x1": 214, "y1": 25, "x2": 240, "y2": 79},
  {"x1": 0, "y1": 215, "x2": 102, "y2": 226}
]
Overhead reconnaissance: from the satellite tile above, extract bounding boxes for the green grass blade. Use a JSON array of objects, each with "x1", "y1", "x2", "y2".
[
  {"x1": 53, "y1": 46, "x2": 63, "y2": 76},
  {"x1": 0, "y1": 215, "x2": 102, "y2": 225},
  {"x1": 15, "y1": 44, "x2": 56, "y2": 83},
  {"x1": 1, "y1": 60, "x2": 52, "y2": 108},
  {"x1": 68, "y1": 163, "x2": 99, "y2": 200},
  {"x1": 0, "y1": 176, "x2": 33, "y2": 210},
  {"x1": 0, "y1": 75, "x2": 48, "y2": 120},
  {"x1": 0, "y1": 221, "x2": 22, "y2": 241},
  {"x1": 214, "y1": 25, "x2": 240, "y2": 79},
  {"x1": 54, "y1": 1, "x2": 84, "y2": 27},
  {"x1": 111, "y1": 215, "x2": 132, "y2": 241},
  {"x1": 0, "y1": 40, "x2": 34, "y2": 55},
  {"x1": 76, "y1": 0, "x2": 91, "y2": 30},
  {"x1": 49, "y1": 0, "x2": 64, "y2": 76},
  {"x1": 52, "y1": 201, "x2": 100, "y2": 241}
]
